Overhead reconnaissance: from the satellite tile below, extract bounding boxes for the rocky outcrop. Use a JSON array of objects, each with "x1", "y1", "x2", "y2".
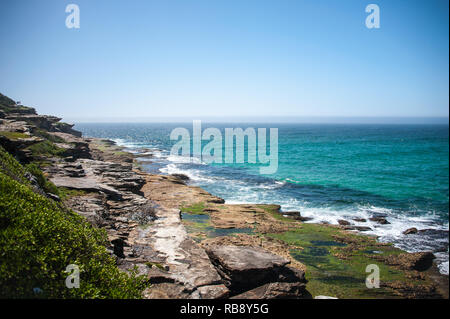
[
  {"x1": 338, "y1": 219, "x2": 351, "y2": 226},
  {"x1": 373, "y1": 252, "x2": 436, "y2": 271},
  {"x1": 403, "y1": 228, "x2": 418, "y2": 235},
  {"x1": 4, "y1": 114, "x2": 81, "y2": 137},
  {"x1": 205, "y1": 245, "x2": 310, "y2": 298}
]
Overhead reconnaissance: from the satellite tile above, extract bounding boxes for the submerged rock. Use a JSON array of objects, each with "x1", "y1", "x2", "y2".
[{"x1": 369, "y1": 216, "x2": 390, "y2": 225}]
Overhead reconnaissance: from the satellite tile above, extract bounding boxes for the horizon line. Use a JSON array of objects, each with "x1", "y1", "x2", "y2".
[{"x1": 68, "y1": 116, "x2": 449, "y2": 125}]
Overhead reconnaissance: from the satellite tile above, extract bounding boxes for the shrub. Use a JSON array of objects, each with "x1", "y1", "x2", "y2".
[
  {"x1": 26, "y1": 140, "x2": 65, "y2": 157},
  {"x1": 0, "y1": 146, "x2": 147, "y2": 298},
  {"x1": 25, "y1": 163, "x2": 60, "y2": 195}
]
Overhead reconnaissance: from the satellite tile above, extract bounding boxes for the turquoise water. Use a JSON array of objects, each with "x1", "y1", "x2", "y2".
[{"x1": 75, "y1": 123, "x2": 449, "y2": 273}]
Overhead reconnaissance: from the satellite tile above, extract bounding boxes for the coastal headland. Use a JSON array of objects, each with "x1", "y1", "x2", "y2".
[{"x1": 0, "y1": 93, "x2": 447, "y2": 299}]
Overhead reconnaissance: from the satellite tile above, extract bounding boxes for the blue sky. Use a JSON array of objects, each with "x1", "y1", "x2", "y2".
[{"x1": 0, "y1": 0, "x2": 448, "y2": 122}]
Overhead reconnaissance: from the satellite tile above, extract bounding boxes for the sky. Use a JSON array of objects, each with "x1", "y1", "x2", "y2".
[{"x1": 0, "y1": 0, "x2": 448, "y2": 122}]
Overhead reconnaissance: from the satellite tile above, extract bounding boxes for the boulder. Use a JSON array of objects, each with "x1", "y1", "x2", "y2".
[
  {"x1": 344, "y1": 225, "x2": 372, "y2": 231},
  {"x1": 205, "y1": 245, "x2": 309, "y2": 297},
  {"x1": 369, "y1": 216, "x2": 390, "y2": 224},
  {"x1": 338, "y1": 219, "x2": 351, "y2": 226},
  {"x1": 403, "y1": 227, "x2": 418, "y2": 235}
]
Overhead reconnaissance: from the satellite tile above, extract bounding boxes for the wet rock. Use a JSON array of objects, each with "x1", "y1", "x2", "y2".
[
  {"x1": 344, "y1": 225, "x2": 372, "y2": 231},
  {"x1": 369, "y1": 216, "x2": 390, "y2": 224},
  {"x1": 281, "y1": 211, "x2": 312, "y2": 222},
  {"x1": 338, "y1": 219, "x2": 351, "y2": 226},
  {"x1": 403, "y1": 227, "x2": 418, "y2": 235},
  {"x1": 352, "y1": 218, "x2": 367, "y2": 222},
  {"x1": 197, "y1": 284, "x2": 230, "y2": 299},
  {"x1": 171, "y1": 173, "x2": 190, "y2": 181}
]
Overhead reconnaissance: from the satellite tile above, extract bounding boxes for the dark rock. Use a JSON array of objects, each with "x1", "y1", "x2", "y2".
[
  {"x1": 344, "y1": 225, "x2": 372, "y2": 231},
  {"x1": 338, "y1": 219, "x2": 351, "y2": 226},
  {"x1": 369, "y1": 217, "x2": 390, "y2": 224},
  {"x1": 352, "y1": 218, "x2": 367, "y2": 222},
  {"x1": 47, "y1": 193, "x2": 60, "y2": 202},
  {"x1": 147, "y1": 267, "x2": 175, "y2": 284},
  {"x1": 207, "y1": 197, "x2": 225, "y2": 204},
  {"x1": 171, "y1": 173, "x2": 190, "y2": 181},
  {"x1": 281, "y1": 211, "x2": 312, "y2": 221},
  {"x1": 375, "y1": 252, "x2": 436, "y2": 272},
  {"x1": 403, "y1": 227, "x2": 418, "y2": 235}
]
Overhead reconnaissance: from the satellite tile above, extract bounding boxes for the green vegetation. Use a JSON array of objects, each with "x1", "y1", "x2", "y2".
[
  {"x1": 58, "y1": 187, "x2": 90, "y2": 200},
  {"x1": 256, "y1": 204, "x2": 296, "y2": 223},
  {"x1": 31, "y1": 128, "x2": 66, "y2": 143},
  {"x1": 266, "y1": 222, "x2": 432, "y2": 298},
  {"x1": 180, "y1": 202, "x2": 206, "y2": 214},
  {"x1": 25, "y1": 163, "x2": 60, "y2": 195},
  {"x1": 0, "y1": 146, "x2": 147, "y2": 298},
  {"x1": 0, "y1": 131, "x2": 30, "y2": 140}
]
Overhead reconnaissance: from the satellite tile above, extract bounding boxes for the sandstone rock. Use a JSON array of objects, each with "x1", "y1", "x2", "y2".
[
  {"x1": 197, "y1": 284, "x2": 230, "y2": 299},
  {"x1": 205, "y1": 245, "x2": 309, "y2": 296},
  {"x1": 374, "y1": 252, "x2": 435, "y2": 271},
  {"x1": 231, "y1": 281, "x2": 311, "y2": 299}
]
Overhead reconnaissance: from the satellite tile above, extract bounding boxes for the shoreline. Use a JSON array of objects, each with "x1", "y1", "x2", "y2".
[
  {"x1": 108, "y1": 138, "x2": 448, "y2": 298},
  {"x1": 113, "y1": 137, "x2": 449, "y2": 274},
  {"x1": 105, "y1": 132, "x2": 449, "y2": 277}
]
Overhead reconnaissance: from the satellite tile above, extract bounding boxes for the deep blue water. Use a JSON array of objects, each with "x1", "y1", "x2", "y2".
[{"x1": 75, "y1": 123, "x2": 449, "y2": 274}]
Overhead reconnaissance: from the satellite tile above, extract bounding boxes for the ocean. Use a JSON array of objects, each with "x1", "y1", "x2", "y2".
[{"x1": 75, "y1": 123, "x2": 449, "y2": 274}]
